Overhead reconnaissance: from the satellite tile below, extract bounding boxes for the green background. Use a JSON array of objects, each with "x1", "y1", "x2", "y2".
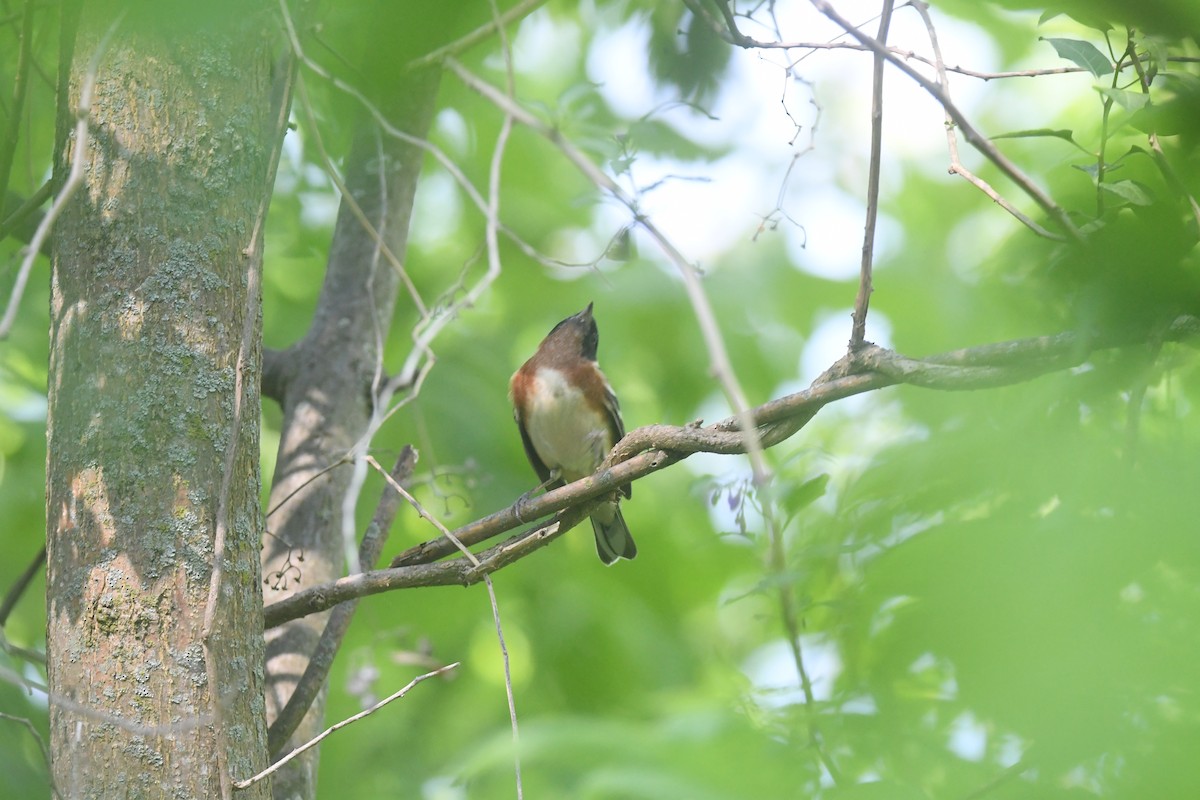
[{"x1": 2, "y1": 0, "x2": 1199, "y2": 797}]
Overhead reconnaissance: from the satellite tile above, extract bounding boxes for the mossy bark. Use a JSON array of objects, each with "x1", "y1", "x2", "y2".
[{"x1": 46, "y1": 5, "x2": 278, "y2": 797}]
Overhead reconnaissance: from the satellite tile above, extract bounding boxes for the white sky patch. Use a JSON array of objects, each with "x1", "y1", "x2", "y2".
[
  {"x1": 409, "y1": 171, "x2": 463, "y2": 252},
  {"x1": 506, "y1": 7, "x2": 583, "y2": 80},
  {"x1": 274, "y1": 125, "x2": 302, "y2": 195},
  {"x1": 432, "y1": 107, "x2": 472, "y2": 158},
  {"x1": 574, "y1": 0, "x2": 1023, "y2": 292},
  {"x1": 299, "y1": 191, "x2": 339, "y2": 229},
  {"x1": 946, "y1": 207, "x2": 1016, "y2": 283},
  {"x1": 618, "y1": 155, "x2": 771, "y2": 263},
  {"x1": 742, "y1": 636, "x2": 841, "y2": 708},
  {"x1": 785, "y1": 189, "x2": 904, "y2": 280},
  {"x1": 800, "y1": 309, "x2": 893, "y2": 385},
  {"x1": 586, "y1": 20, "x2": 660, "y2": 119},
  {"x1": 948, "y1": 711, "x2": 988, "y2": 761}
]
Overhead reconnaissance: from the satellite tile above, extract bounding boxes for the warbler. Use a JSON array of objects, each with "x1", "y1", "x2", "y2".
[{"x1": 509, "y1": 303, "x2": 636, "y2": 565}]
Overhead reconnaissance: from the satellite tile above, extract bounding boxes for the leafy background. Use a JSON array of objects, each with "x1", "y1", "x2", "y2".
[{"x1": 2, "y1": 0, "x2": 1199, "y2": 797}]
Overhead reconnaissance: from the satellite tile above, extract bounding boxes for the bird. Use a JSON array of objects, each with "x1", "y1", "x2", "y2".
[{"x1": 509, "y1": 302, "x2": 636, "y2": 565}]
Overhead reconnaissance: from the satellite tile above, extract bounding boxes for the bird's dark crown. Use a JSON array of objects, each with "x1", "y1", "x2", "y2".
[{"x1": 543, "y1": 302, "x2": 599, "y2": 361}]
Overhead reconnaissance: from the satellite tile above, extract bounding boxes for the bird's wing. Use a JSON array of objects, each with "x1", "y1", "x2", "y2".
[{"x1": 601, "y1": 379, "x2": 631, "y2": 500}]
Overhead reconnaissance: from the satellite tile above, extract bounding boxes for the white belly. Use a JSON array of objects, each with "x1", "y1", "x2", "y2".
[{"x1": 524, "y1": 367, "x2": 609, "y2": 482}]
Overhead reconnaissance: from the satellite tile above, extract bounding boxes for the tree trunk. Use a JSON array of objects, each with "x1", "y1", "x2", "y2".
[
  {"x1": 260, "y1": 66, "x2": 442, "y2": 799},
  {"x1": 46, "y1": 5, "x2": 278, "y2": 797}
]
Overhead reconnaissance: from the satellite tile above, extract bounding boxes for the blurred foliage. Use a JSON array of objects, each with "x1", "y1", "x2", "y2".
[{"x1": 2, "y1": 0, "x2": 1200, "y2": 798}]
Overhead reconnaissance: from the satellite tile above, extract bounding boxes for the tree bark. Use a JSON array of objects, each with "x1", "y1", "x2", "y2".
[
  {"x1": 46, "y1": 5, "x2": 278, "y2": 798},
  {"x1": 261, "y1": 67, "x2": 442, "y2": 799}
]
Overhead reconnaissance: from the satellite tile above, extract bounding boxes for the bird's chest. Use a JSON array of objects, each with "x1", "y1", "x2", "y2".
[{"x1": 523, "y1": 367, "x2": 610, "y2": 480}]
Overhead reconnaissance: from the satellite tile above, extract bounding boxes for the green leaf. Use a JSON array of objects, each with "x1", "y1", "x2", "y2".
[
  {"x1": 1071, "y1": 161, "x2": 1125, "y2": 178},
  {"x1": 1139, "y1": 34, "x2": 1170, "y2": 75},
  {"x1": 779, "y1": 473, "x2": 830, "y2": 520},
  {"x1": 1099, "y1": 179, "x2": 1153, "y2": 206},
  {"x1": 1040, "y1": 37, "x2": 1113, "y2": 76},
  {"x1": 1096, "y1": 86, "x2": 1150, "y2": 112},
  {"x1": 992, "y1": 128, "x2": 1092, "y2": 154}
]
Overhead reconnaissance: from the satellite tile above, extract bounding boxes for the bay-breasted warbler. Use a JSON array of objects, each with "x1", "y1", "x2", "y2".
[{"x1": 509, "y1": 303, "x2": 636, "y2": 565}]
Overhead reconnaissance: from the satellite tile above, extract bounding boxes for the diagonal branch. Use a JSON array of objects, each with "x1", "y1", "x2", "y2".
[
  {"x1": 236, "y1": 662, "x2": 460, "y2": 790},
  {"x1": 0, "y1": 15, "x2": 122, "y2": 340},
  {"x1": 265, "y1": 447, "x2": 417, "y2": 757},
  {"x1": 261, "y1": 315, "x2": 1200, "y2": 629},
  {"x1": 446, "y1": 56, "x2": 772, "y2": 485},
  {"x1": 405, "y1": 0, "x2": 549, "y2": 71},
  {"x1": 805, "y1": 0, "x2": 1081, "y2": 241},
  {"x1": 908, "y1": 1, "x2": 1063, "y2": 241}
]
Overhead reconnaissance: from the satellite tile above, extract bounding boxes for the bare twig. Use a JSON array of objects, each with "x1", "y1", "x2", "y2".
[
  {"x1": 0, "y1": 0, "x2": 36, "y2": 203},
  {"x1": 690, "y1": 2, "x2": 1200, "y2": 82},
  {"x1": 0, "y1": 181, "x2": 54, "y2": 244},
  {"x1": 849, "y1": 0, "x2": 894, "y2": 349},
  {"x1": 905, "y1": 1, "x2": 1064, "y2": 240},
  {"x1": 266, "y1": 448, "x2": 417, "y2": 757},
  {"x1": 234, "y1": 662, "x2": 460, "y2": 790},
  {"x1": 0, "y1": 14, "x2": 123, "y2": 339},
  {"x1": 0, "y1": 711, "x2": 61, "y2": 800},
  {"x1": 265, "y1": 456, "x2": 349, "y2": 520},
  {"x1": 0, "y1": 546, "x2": 44, "y2": 626},
  {"x1": 445, "y1": 56, "x2": 772, "y2": 486},
  {"x1": 322, "y1": 0, "x2": 522, "y2": 576},
  {"x1": 291, "y1": 72, "x2": 427, "y2": 318},
  {"x1": 806, "y1": 0, "x2": 1081, "y2": 241},
  {"x1": 961, "y1": 754, "x2": 1035, "y2": 799},
  {"x1": 266, "y1": 503, "x2": 598, "y2": 627},
  {"x1": 478, "y1": 3, "x2": 523, "y2": 793},
  {"x1": 378, "y1": 455, "x2": 525, "y2": 797},
  {"x1": 405, "y1": 0, "x2": 549, "y2": 70},
  {"x1": 274, "y1": 0, "x2": 550, "y2": 286}
]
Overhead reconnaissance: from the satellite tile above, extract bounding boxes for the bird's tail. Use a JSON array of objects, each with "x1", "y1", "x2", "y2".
[{"x1": 591, "y1": 504, "x2": 637, "y2": 565}]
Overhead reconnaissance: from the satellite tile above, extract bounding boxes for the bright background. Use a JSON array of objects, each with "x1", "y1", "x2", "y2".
[{"x1": 3, "y1": 0, "x2": 1200, "y2": 797}]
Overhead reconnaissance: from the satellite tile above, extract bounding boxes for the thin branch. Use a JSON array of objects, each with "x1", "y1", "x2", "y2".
[
  {"x1": 261, "y1": 316, "x2": 1200, "y2": 628},
  {"x1": 265, "y1": 456, "x2": 349, "y2": 520},
  {"x1": 0, "y1": 711, "x2": 61, "y2": 800},
  {"x1": 0, "y1": 182, "x2": 53, "y2": 245},
  {"x1": 0, "y1": 0, "x2": 36, "y2": 203},
  {"x1": 805, "y1": 0, "x2": 1081, "y2": 240},
  {"x1": 0, "y1": 632, "x2": 44, "y2": 665},
  {"x1": 266, "y1": 503, "x2": 599, "y2": 627},
  {"x1": 405, "y1": 0, "x2": 549, "y2": 71},
  {"x1": 0, "y1": 14, "x2": 123, "y2": 340},
  {"x1": 234, "y1": 662, "x2": 460, "y2": 790},
  {"x1": 266, "y1": 447, "x2": 417, "y2": 757},
  {"x1": 0, "y1": 545, "x2": 44, "y2": 626},
  {"x1": 906, "y1": 1, "x2": 1063, "y2": 240},
  {"x1": 379, "y1": 455, "x2": 525, "y2": 798},
  {"x1": 1124, "y1": 41, "x2": 1200, "y2": 233},
  {"x1": 274, "y1": 0, "x2": 551, "y2": 293},
  {"x1": 849, "y1": 0, "x2": 894, "y2": 349},
  {"x1": 479, "y1": 3, "x2": 523, "y2": 793},
  {"x1": 291, "y1": 71, "x2": 427, "y2": 318},
  {"x1": 961, "y1": 754, "x2": 1035, "y2": 800},
  {"x1": 445, "y1": 56, "x2": 772, "y2": 488},
  {"x1": 690, "y1": 2, "x2": 1200, "y2": 82},
  {"x1": 316, "y1": 0, "x2": 524, "y2": 578}
]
